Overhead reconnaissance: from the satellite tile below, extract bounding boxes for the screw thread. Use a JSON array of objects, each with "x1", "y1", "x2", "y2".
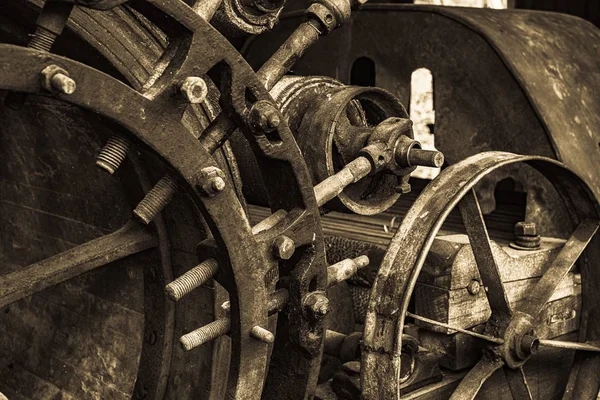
[
  {"x1": 96, "y1": 136, "x2": 132, "y2": 174},
  {"x1": 180, "y1": 318, "x2": 230, "y2": 351},
  {"x1": 134, "y1": 175, "x2": 178, "y2": 224},
  {"x1": 29, "y1": 27, "x2": 56, "y2": 52},
  {"x1": 250, "y1": 326, "x2": 275, "y2": 344},
  {"x1": 165, "y1": 258, "x2": 219, "y2": 301}
]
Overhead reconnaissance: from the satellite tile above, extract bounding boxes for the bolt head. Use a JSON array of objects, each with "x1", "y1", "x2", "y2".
[
  {"x1": 180, "y1": 77, "x2": 208, "y2": 104},
  {"x1": 467, "y1": 279, "x2": 481, "y2": 295},
  {"x1": 198, "y1": 166, "x2": 226, "y2": 197},
  {"x1": 304, "y1": 292, "x2": 329, "y2": 318},
  {"x1": 515, "y1": 221, "x2": 537, "y2": 237},
  {"x1": 40, "y1": 65, "x2": 75, "y2": 94},
  {"x1": 273, "y1": 235, "x2": 295, "y2": 260},
  {"x1": 248, "y1": 100, "x2": 282, "y2": 134}
]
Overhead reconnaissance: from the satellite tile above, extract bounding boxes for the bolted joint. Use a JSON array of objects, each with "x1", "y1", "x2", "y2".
[
  {"x1": 133, "y1": 175, "x2": 178, "y2": 224},
  {"x1": 96, "y1": 135, "x2": 132, "y2": 174},
  {"x1": 272, "y1": 235, "x2": 295, "y2": 260},
  {"x1": 303, "y1": 291, "x2": 329, "y2": 319},
  {"x1": 467, "y1": 279, "x2": 481, "y2": 295},
  {"x1": 197, "y1": 166, "x2": 226, "y2": 197},
  {"x1": 40, "y1": 65, "x2": 76, "y2": 95},
  {"x1": 180, "y1": 318, "x2": 231, "y2": 351},
  {"x1": 29, "y1": 27, "x2": 57, "y2": 52},
  {"x1": 29, "y1": 1, "x2": 74, "y2": 51},
  {"x1": 165, "y1": 258, "x2": 219, "y2": 302},
  {"x1": 250, "y1": 326, "x2": 275, "y2": 344},
  {"x1": 514, "y1": 221, "x2": 537, "y2": 237},
  {"x1": 511, "y1": 221, "x2": 541, "y2": 250},
  {"x1": 180, "y1": 77, "x2": 208, "y2": 104},
  {"x1": 248, "y1": 100, "x2": 282, "y2": 133}
]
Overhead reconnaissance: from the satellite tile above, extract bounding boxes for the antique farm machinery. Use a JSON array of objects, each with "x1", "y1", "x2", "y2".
[{"x1": 0, "y1": 1, "x2": 599, "y2": 399}]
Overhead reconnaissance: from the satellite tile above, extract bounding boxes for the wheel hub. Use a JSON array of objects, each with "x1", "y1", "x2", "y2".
[{"x1": 489, "y1": 311, "x2": 537, "y2": 369}]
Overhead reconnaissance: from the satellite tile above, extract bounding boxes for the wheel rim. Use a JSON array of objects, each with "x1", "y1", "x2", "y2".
[
  {"x1": 0, "y1": 1, "x2": 328, "y2": 398},
  {"x1": 362, "y1": 151, "x2": 600, "y2": 399}
]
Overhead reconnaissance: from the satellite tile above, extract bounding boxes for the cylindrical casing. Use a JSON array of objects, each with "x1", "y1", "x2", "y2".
[{"x1": 229, "y1": 76, "x2": 411, "y2": 215}]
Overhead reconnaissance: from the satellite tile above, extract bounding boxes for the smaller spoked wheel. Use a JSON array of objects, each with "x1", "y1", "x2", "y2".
[{"x1": 362, "y1": 152, "x2": 600, "y2": 399}]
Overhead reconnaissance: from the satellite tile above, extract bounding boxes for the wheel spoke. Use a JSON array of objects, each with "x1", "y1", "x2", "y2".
[
  {"x1": 450, "y1": 356, "x2": 505, "y2": 400},
  {"x1": 406, "y1": 312, "x2": 504, "y2": 344},
  {"x1": 0, "y1": 220, "x2": 156, "y2": 309},
  {"x1": 459, "y1": 189, "x2": 512, "y2": 315},
  {"x1": 504, "y1": 367, "x2": 533, "y2": 400},
  {"x1": 519, "y1": 220, "x2": 599, "y2": 319},
  {"x1": 539, "y1": 339, "x2": 600, "y2": 352}
]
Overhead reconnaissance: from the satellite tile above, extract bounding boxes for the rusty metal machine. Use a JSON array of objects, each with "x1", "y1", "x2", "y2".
[{"x1": 0, "y1": 0, "x2": 599, "y2": 399}]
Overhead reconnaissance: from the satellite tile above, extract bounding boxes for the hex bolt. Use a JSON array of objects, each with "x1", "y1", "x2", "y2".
[
  {"x1": 514, "y1": 221, "x2": 537, "y2": 237},
  {"x1": 267, "y1": 288, "x2": 289, "y2": 315},
  {"x1": 304, "y1": 291, "x2": 330, "y2": 318},
  {"x1": 29, "y1": 1, "x2": 73, "y2": 52},
  {"x1": 29, "y1": 27, "x2": 57, "y2": 52},
  {"x1": 407, "y1": 148, "x2": 444, "y2": 168},
  {"x1": 250, "y1": 326, "x2": 275, "y2": 344},
  {"x1": 96, "y1": 135, "x2": 132, "y2": 174},
  {"x1": 327, "y1": 255, "x2": 369, "y2": 287},
  {"x1": 272, "y1": 235, "x2": 295, "y2": 260},
  {"x1": 40, "y1": 65, "x2": 76, "y2": 95},
  {"x1": 180, "y1": 77, "x2": 208, "y2": 104},
  {"x1": 133, "y1": 175, "x2": 178, "y2": 224},
  {"x1": 467, "y1": 280, "x2": 481, "y2": 295},
  {"x1": 248, "y1": 100, "x2": 282, "y2": 133},
  {"x1": 165, "y1": 258, "x2": 219, "y2": 302},
  {"x1": 5, "y1": 2, "x2": 73, "y2": 109},
  {"x1": 512, "y1": 221, "x2": 541, "y2": 250},
  {"x1": 180, "y1": 317, "x2": 231, "y2": 351},
  {"x1": 198, "y1": 166, "x2": 226, "y2": 197}
]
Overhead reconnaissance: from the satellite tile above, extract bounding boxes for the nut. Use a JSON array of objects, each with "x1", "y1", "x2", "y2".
[
  {"x1": 514, "y1": 221, "x2": 537, "y2": 237},
  {"x1": 40, "y1": 65, "x2": 76, "y2": 94},
  {"x1": 180, "y1": 77, "x2": 208, "y2": 104},
  {"x1": 272, "y1": 235, "x2": 295, "y2": 260},
  {"x1": 198, "y1": 166, "x2": 226, "y2": 197},
  {"x1": 303, "y1": 291, "x2": 329, "y2": 318},
  {"x1": 248, "y1": 100, "x2": 281, "y2": 133}
]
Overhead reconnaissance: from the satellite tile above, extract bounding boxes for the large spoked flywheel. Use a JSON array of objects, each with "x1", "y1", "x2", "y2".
[
  {"x1": 0, "y1": 0, "x2": 331, "y2": 398},
  {"x1": 362, "y1": 152, "x2": 600, "y2": 399}
]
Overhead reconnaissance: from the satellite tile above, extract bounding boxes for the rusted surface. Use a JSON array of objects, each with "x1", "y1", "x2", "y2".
[
  {"x1": 362, "y1": 152, "x2": 600, "y2": 399},
  {"x1": 0, "y1": 221, "x2": 156, "y2": 310},
  {"x1": 244, "y1": 5, "x2": 600, "y2": 200},
  {"x1": 0, "y1": 0, "x2": 352, "y2": 396}
]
